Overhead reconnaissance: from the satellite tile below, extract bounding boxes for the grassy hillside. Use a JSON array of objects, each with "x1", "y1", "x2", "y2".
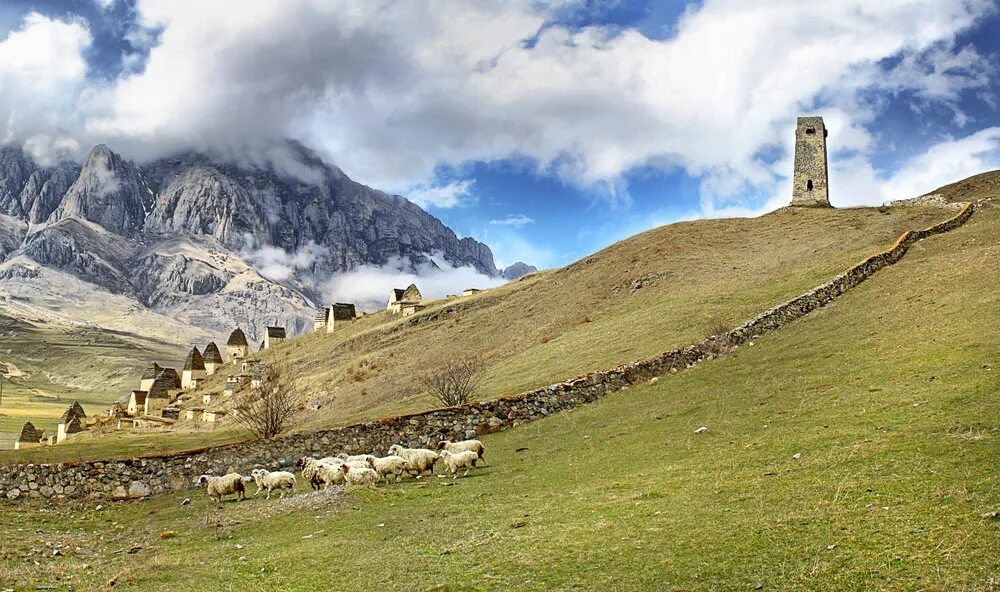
[
  {"x1": 2, "y1": 203, "x2": 997, "y2": 590},
  {"x1": 246, "y1": 205, "x2": 953, "y2": 430},
  {"x1": 923, "y1": 169, "x2": 1000, "y2": 202},
  {"x1": 0, "y1": 204, "x2": 957, "y2": 460}
]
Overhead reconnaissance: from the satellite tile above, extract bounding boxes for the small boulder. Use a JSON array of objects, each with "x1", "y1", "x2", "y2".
[
  {"x1": 128, "y1": 481, "x2": 152, "y2": 499},
  {"x1": 694, "y1": 426, "x2": 708, "y2": 434}
]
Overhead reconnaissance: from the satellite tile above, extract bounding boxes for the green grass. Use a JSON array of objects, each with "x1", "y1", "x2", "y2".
[
  {"x1": 6, "y1": 205, "x2": 955, "y2": 462},
  {"x1": 0, "y1": 313, "x2": 190, "y2": 449},
  {"x1": 2, "y1": 205, "x2": 998, "y2": 590}
]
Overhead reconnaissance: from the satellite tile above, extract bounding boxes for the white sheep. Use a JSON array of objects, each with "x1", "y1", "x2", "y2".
[
  {"x1": 437, "y1": 439, "x2": 488, "y2": 465},
  {"x1": 195, "y1": 473, "x2": 246, "y2": 503},
  {"x1": 341, "y1": 464, "x2": 378, "y2": 488},
  {"x1": 315, "y1": 460, "x2": 347, "y2": 490},
  {"x1": 336, "y1": 453, "x2": 378, "y2": 465},
  {"x1": 387, "y1": 444, "x2": 440, "y2": 478},
  {"x1": 250, "y1": 468, "x2": 297, "y2": 499},
  {"x1": 370, "y1": 455, "x2": 408, "y2": 483},
  {"x1": 438, "y1": 449, "x2": 481, "y2": 478},
  {"x1": 297, "y1": 457, "x2": 326, "y2": 490},
  {"x1": 345, "y1": 458, "x2": 376, "y2": 470}
]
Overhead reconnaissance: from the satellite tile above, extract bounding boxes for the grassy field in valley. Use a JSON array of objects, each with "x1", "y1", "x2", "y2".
[
  {"x1": 1, "y1": 203, "x2": 997, "y2": 590},
  {"x1": 0, "y1": 312, "x2": 191, "y2": 450}
]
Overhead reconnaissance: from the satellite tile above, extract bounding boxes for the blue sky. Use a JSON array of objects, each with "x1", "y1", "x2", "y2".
[{"x1": 1, "y1": 0, "x2": 998, "y2": 271}]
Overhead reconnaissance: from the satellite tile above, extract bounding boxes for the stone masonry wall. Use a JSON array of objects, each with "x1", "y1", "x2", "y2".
[{"x1": 0, "y1": 203, "x2": 978, "y2": 502}]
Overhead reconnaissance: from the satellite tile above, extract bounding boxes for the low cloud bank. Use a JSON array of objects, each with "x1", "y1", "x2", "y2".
[
  {"x1": 244, "y1": 241, "x2": 328, "y2": 282},
  {"x1": 323, "y1": 251, "x2": 506, "y2": 310}
]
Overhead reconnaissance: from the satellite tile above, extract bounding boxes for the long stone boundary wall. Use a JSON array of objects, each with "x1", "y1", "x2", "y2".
[{"x1": 0, "y1": 203, "x2": 978, "y2": 501}]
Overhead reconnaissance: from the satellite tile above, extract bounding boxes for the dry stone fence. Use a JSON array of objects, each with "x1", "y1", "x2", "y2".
[{"x1": 0, "y1": 203, "x2": 978, "y2": 501}]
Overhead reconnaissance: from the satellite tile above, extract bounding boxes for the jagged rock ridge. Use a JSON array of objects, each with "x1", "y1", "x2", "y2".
[{"x1": 0, "y1": 142, "x2": 501, "y2": 341}]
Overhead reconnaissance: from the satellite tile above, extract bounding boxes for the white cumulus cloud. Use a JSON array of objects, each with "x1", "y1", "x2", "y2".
[
  {"x1": 489, "y1": 214, "x2": 535, "y2": 228},
  {"x1": 322, "y1": 251, "x2": 506, "y2": 311}
]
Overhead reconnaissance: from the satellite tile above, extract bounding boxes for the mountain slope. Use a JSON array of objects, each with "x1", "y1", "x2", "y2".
[
  {"x1": 4, "y1": 200, "x2": 998, "y2": 591},
  {"x1": 198, "y1": 204, "x2": 958, "y2": 432},
  {"x1": 0, "y1": 142, "x2": 502, "y2": 425}
]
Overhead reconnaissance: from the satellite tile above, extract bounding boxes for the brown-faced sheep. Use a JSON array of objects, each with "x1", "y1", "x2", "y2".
[
  {"x1": 196, "y1": 473, "x2": 246, "y2": 503},
  {"x1": 437, "y1": 439, "x2": 488, "y2": 465}
]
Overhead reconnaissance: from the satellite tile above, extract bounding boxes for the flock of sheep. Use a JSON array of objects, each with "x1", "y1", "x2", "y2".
[{"x1": 194, "y1": 439, "x2": 488, "y2": 503}]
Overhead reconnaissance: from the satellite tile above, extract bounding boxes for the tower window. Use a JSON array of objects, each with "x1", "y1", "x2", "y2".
[
  {"x1": 807, "y1": 180, "x2": 813, "y2": 191},
  {"x1": 805, "y1": 127, "x2": 816, "y2": 135}
]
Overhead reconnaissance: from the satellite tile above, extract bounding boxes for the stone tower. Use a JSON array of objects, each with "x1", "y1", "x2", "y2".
[{"x1": 791, "y1": 116, "x2": 831, "y2": 207}]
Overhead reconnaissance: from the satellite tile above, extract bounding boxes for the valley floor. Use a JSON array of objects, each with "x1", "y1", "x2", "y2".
[{"x1": 1, "y1": 206, "x2": 998, "y2": 590}]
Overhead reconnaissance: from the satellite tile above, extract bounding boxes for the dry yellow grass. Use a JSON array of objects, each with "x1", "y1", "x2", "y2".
[{"x1": 239, "y1": 205, "x2": 956, "y2": 431}]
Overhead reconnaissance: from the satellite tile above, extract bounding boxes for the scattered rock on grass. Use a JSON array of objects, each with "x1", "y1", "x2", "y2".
[{"x1": 694, "y1": 427, "x2": 708, "y2": 434}]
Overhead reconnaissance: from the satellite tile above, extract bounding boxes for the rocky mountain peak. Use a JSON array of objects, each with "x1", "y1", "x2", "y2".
[
  {"x1": 48, "y1": 144, "x2": 150, "y2": 237},
  {"x1": 502, "y1": 261, "x2": 538, "y2": 280}
]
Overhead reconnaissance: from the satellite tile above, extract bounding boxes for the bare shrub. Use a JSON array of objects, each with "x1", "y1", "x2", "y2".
[
  {"x1": 705, "y1": 316, "x2": 734, "y2": 356},
  {"x1": 420, "y1": 356, "x2": 486, "y2": 407},
  {"x1": 231, "y1": 364, "x2": 297, "y2": 439}
]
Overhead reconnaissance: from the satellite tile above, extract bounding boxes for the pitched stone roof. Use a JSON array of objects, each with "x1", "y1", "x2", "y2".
[
  {"x1": 147, "y1": 374, "x2": 175, "y2": 399},
  {"x1": 63, "y1": 415, "x2": 84, "y2": 434},
  {"x1": 330, "y1": 303, "x2": 356, "y2": 321},
  {"x1": 227, "y1": 328, "x2": 248, "y2": 347},
  {"x1": 157, "y1": 368, "x2": 181, "y2": 388},
  {"x1": 183, "y1": 347, "x2": 205, "y2": 371},
  {"x1": 60, "y1": 401, "x2": 86, "y2": 423},
  {"x1": 401, "y1": 283, "x2": 422, "y2": 301},
  {"x1": 203, "y1": 342, "x2": 224, "y2": 364},
  {"x1": 17, "y1": 421, "x2": 43, "y2": 443},
  {"x1": 266, "y1": 326, "x2": 286, "y2": 339},
  {"x1": 389, "y1": 288, "x2": 405, "y2": 301},
  {"x1": 140, "y1": 362, "x2": 163, "y2": 380}
]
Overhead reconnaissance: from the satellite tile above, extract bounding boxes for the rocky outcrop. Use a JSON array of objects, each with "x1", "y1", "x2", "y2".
[
  {"x1": 49, "y1": 145, "x2": 151, "y2": 237},
  {"x1": 18, "y1": 218, "x2": 138, "y2": 295},
  {"x1": 502, "y1": 261, "x2": 538, "y2": 280},
  {"x1": 0, "y1": 146, "x2": 36, "y2": 217},
  {"x1": 0, "y1": 141, "x2": 500, "y2": 341},
  {"x1": 19, "y1": 163, "x2": 81, "y2": 224}
]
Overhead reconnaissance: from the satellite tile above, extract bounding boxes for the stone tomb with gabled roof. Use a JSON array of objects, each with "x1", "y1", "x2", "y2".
[
  {"x1": 144, "y1": 373, "x2": 179, "y2": 416},
  {"x1": 202, "y1": 342, "x2": 224, "y2": 375},
  {"x1": 139, "y1": 362, "x2": 163, "y2": 392},
  {"x1": 182, "y1": 346, "x2": 206, "y2": 389},
  {"x1": 127, "y1": 390, "x2": 148, "y2": 416},
  {"x1": 315, "y1": 303, "x2": 357, "y2": 333},
  {"x1": 14, "y1": 421, "x2": 45, "y2": 450},
  {"x1": 263, "y1": 326, "x2": 286, "y2": 349},
  {"x1": 55, "y1": 401, "x2": 87, "y2": 444},
  {"x1": 387, "y1": 283, "x2": 422, "y2": 314},
  {"x1": 226, "y1": 328, "x2": 249, "y2": 363}
]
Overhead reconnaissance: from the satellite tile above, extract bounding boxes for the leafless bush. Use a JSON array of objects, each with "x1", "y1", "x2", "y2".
[
  {"x1": 420, "y1": 356, "x2": 486, "y2": 407},
  {"x1": 705, "y1": 316, "x2": 734, "y2": 356},
  {"x1": 231, "y1": 364, "x2": 297, "y2": 438}
]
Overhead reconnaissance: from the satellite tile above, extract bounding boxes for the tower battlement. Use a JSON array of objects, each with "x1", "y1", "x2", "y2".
[{"x1": 791, "y1": 116, "x2": 831, "y2": 207}]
